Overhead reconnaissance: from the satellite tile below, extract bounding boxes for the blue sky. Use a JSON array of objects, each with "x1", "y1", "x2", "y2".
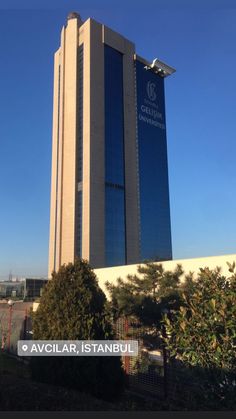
[{"x1": 0, "y1": 0, "x2": 235, "y2": 279}]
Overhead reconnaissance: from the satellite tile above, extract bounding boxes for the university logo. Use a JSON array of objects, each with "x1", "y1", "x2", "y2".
[{"x1": 146, "y1": 81, "x2": 157, "y2": 101}]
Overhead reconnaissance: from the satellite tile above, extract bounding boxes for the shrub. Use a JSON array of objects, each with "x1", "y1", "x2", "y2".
[{"x1": 30, "y1": 259, "x2": 125, "y2": 400}]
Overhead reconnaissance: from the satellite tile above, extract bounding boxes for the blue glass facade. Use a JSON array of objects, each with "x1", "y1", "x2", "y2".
[
  {"x1": 136, "y1": 60, "x2": 172, "y2": 261},
  {"x1": 104, "y1": 45, "x2": 126, "y2": 267}
]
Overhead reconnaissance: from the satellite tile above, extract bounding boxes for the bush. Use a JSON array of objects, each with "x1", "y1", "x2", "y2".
[
  {"x1": 30, "y1": 259, "x2": 125, "y2": 400},
  {"x1": 163, "y1": 264, "x2": 236, "y2": 409}
]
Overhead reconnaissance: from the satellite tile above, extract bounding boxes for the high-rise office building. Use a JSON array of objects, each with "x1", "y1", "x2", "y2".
[{"x1": 48, "y1": 12, "x2": 175, "y2": 277}]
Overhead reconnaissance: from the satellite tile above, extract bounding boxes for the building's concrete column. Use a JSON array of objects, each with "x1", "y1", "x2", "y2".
[
  {"x1": 80, "y1": 20, "x2": 90, "y2": 262},
  {"x1": 48, "y1": 49, "x2": 60, "y2": 277},
  {"x1": 54, "y1": 28, "x2": 65, "y2": 273},
  {"x1": 87, "y1": 19, "x2": 105, "y2": 267},
  {"x1": 60, "y1": 18, "x2": 78, "y2": 266}
]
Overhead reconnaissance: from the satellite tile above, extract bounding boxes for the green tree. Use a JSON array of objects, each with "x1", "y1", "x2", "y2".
[
  {"x1": 163, "y1": 263, "x2": 236, "y2": 409},
  {"x1": 31, "y1": 258, "x2": 124, "y2": 400},
  {"x1": 163, "y1": 264, "x2": 236, "y2": 369},
  {"x1": 106, "y1": 262, "x2": 188, "y2": 358},
  {"x1": 106, "y1": 262, "x2": 185, "y2": 328}
]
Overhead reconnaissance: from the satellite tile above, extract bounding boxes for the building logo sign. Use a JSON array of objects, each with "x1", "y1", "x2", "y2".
[
  {"x1": 137, "y1": 75, "x2": 165, "y2": 131},
  {"x1": 146, "y1": 81, "x2": 157, "y2": 101}
]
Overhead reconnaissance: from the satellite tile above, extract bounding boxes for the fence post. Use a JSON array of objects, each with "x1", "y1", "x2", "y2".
[
  {"x1": 124, "y1": 317, "x2": 130, "y2": 374},
  {"x1": 162, "y1": 323, "x2": 168, "y2": 399},
  {"x1": 23, "y1": 308, "x2": 28, "y2": 340},
  {"x1": 7, "y1": 304, "x2": 13, "y2": 352}
]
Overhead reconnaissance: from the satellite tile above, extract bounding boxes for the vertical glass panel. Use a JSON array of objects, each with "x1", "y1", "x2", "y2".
[
  {"x1": 105, "y1": 45, "x2": 125, "y2": 187},
  {"x1": 136, "y1": 60, "x2": 172, "y2": 261},
  {"x1": 104, "y1": 45, "x2": 126, "y2": 266},
  {"x1": 77, "y1": 44, "x2": 83, "y2": 183},
  {"x1": 75, "y1": 190, "x2": 82, "y2": 258},
  {"x1": 105, "y1": 186, "x2": 126, "y2": 267},
  {"x1": 75, "y1": 44, "x2": 83, "y2": 258}
]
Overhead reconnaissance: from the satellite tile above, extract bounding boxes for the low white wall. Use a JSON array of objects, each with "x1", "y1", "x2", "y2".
[{"x1": 95, "y1": 254, "x2": 236, "y2": 298}]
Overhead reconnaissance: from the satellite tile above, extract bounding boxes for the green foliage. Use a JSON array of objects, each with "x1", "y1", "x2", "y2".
[
  {"x1": 163, "y1": 265, "x2": 236, "y2": 370},
  {"x1": 106, "y1": 262, "x2": 185, "y2": 328},
  {"x1": 165, "y1": 361, "x2": 236, "y2": 411},
  {"x1": 31, "y1": 259, "x2": 125, "y2": 400},
  {"x1": 163, "y1": 264, "x2": 236, "y2": 409},
  {"x1": 106, "y1": 261, "x2": 236, "y2": 409},
  {"x1": 32, "y1": 258, "x2": 112, "y2": 340}
]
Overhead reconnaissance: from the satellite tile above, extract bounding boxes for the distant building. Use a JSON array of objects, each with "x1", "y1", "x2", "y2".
[
  {"x1": 23, "y1": 278, "x2": 48, "y2": 301},
  {"x1": 0, "y1": 278, "x2": 48, "y2": 301},
  {"x1": 0, "y1": 281, "x2": 24, "y2": 298},
  {"x1": 48, "y1": 12, "x2": 175, "y2": 276}
]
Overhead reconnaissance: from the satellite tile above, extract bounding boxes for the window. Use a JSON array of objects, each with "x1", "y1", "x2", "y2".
[{"x1": 104, "y1": 45, "x2": 126, "y2": 266}]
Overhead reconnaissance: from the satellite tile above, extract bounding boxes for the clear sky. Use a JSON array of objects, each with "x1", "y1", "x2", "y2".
[{"x1": 0, "y1": 0, "x2": 235, "y2": 279}]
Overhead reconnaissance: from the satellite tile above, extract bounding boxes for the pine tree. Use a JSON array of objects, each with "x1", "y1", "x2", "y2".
[{"x1": 106, "y1": 262, "x2": 184, "y2": 327}]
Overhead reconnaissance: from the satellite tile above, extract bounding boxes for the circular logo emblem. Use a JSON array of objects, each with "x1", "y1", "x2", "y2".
[{"x1": 146, "y1": 81, "x2": 157, "y2": 101}]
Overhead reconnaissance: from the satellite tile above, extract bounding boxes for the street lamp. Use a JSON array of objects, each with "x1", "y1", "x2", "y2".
[{"x1": 7, "y1": 299, "x2": 14, "y2": 352}]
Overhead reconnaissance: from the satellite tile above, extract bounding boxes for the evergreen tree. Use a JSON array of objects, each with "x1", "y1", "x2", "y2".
[
  {"x1": 106, "y1": 262, "x2": 185, "y2": 327},
  {"x1": 31, "y1": 259, "x2": 124, "y2": 400}
]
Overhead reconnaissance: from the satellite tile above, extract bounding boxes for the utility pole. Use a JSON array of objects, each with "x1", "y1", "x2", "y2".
[{"x1": 7, "y1": 299, "x2": 14, "y2": 352}]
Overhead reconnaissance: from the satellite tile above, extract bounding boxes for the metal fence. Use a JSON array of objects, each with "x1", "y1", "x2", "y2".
[
  {"x1": 0, "y1": 302, "x2": 32, "y2": 354},
  {"x1": 114, "y1": 316, "x2": 203, "y2": 404},
  {"x1": 0, "y1": 307, "x2": 185, "y2": 399},
  {"x1": 0, "y1": 306, "x2": 215, "y2": 407},
  {"x1": 114, "y1": 316, "x2": 168, "y2": 398}
]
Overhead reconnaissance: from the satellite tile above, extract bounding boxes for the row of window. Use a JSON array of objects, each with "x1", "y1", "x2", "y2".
[{"x1": 75, "y1": 44, "x2": 84, "y2": 258}]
